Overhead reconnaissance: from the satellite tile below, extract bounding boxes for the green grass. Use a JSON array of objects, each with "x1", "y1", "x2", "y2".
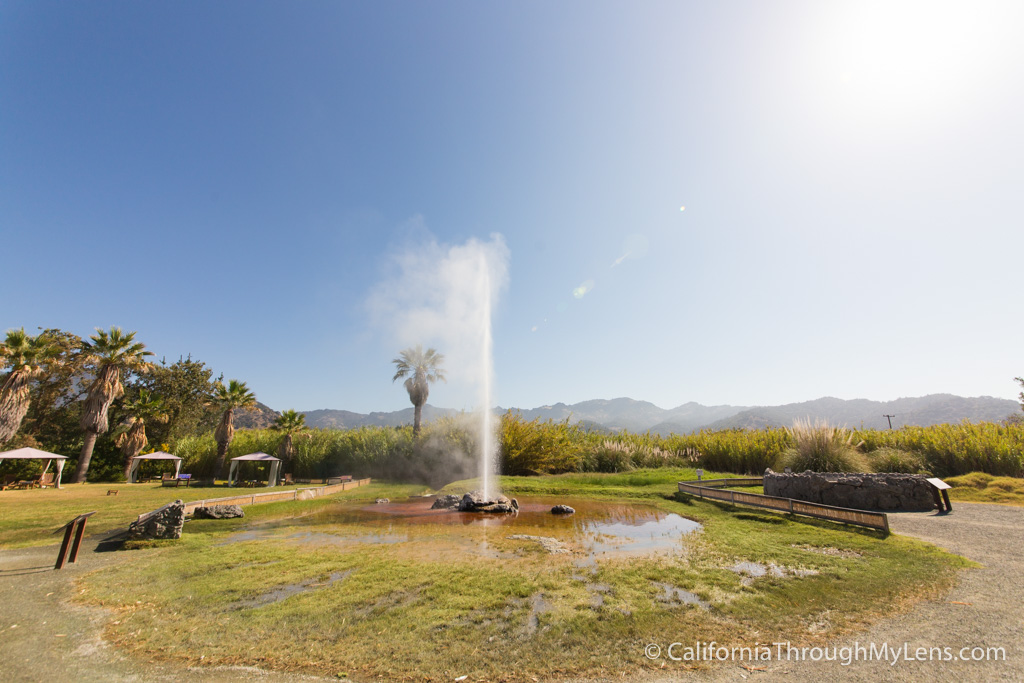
[
  {"x1": 0, "y1": 480, "x2": 394, "y2": 549},
  {"x1": 946, "y1": 472, "x2": 1024, "y2": 506},
  {"x1": 67, "y1": 471, "x2": 970, "y2": 681}
]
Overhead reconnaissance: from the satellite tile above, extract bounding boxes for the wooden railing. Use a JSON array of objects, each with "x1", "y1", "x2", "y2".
[
  {"x1": 180, "y1": 478, "x2": 371, "y2": 515},
  {"x1": 677, "y1": 479, "x2": 889, "y2": 532},
  {"x1": 133, "y1": 478, "x2": 373, "y2": 524}
]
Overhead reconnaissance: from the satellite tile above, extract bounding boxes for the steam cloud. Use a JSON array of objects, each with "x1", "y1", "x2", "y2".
[{"x1": 367, "y1": 230, "x2": 510, "y2": 411}]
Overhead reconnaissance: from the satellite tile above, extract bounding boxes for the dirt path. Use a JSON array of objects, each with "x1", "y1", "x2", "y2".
[
  {"x1": 1, "y1": 503, "x2": 1021, "y2": 681},
  {"x1": 0, "y1": 539, "x2": 332, "y2": 683}
]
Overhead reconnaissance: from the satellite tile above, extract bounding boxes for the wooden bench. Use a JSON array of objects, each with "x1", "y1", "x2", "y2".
[
  {"x1": 327, "y1": 475, "x2": 353, "y2": 485},
  {"x1": 161, "y1": 474, "x2": 192, "y2": 488}
]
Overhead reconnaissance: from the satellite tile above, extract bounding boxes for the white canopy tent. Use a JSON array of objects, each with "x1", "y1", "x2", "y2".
[
  {"x1": 127, "y1": 451, "x2": 182, "y2": 483},
  {"x1": 228, "y1": 452, "x2": 281, "y2": 487},
  {"x1": 0, "y1": 447, "x2": 68, "y2": 489}
]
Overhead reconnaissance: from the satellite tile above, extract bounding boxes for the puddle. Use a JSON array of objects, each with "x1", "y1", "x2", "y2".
[
  {"x1": 729, "y1": 561, "x2": 819, "y2": 585},
  {"x1": 654, "y1": 582, "x2": 709, "y2": 609},
  {"x1": 586, "y1": 582, "x2": 611, "y2": 608},
  {"x1": 791, "y1": 544, "x2": 862, "y2": 559},
  {"x1": 526, "y1": 593, "x2": 552, "y2": 635},
  {"x1": 234, "y1": 570, "x2": 350, "y2": 609},
  {"x1": 220, "y1": 496, "x2": 702, "y2": 564}
]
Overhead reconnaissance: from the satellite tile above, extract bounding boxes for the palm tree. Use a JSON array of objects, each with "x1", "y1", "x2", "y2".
[
  {"x1": 113, "y1": 388, "x2": 168, "y2": 481},
  {"x1": 392, "y1": 345, "x2": 445, "y2": 437},
  {"x1": 75, "y1": 327, "x2": 154, "y2": 483},
  {"x1": 272, "y1": 409, "x2": 306, "y2": 476},
  {"x1": 211, "y1": 379, "x2": 256, "y2": 478},
  {"x1": 0, "y1": 329, "x2": 58, "y2": 443}
]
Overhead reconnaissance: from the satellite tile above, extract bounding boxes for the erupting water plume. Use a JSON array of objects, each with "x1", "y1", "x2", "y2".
[
  {"x1": 368, "y1": 227, "x2": 509, "y2": 496},
  {"x1": 477, "y1": 253, "x2": 496, "y2": 499}
]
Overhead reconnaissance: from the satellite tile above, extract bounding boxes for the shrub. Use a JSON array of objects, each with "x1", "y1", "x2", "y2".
[
  {"x1": 867, "y1": 447, "x2": 928, "y2": 475},
  {"x1": 586, "y1": 441, "x2": 636, "y2": 473},
  {"x1": 777, "y1": 418, "x2": 866, "y2": 473}
]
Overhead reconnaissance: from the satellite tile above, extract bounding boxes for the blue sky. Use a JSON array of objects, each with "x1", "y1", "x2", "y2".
[{"x1": 3, "y1": 1, "x2": 1023, "y2": 414}]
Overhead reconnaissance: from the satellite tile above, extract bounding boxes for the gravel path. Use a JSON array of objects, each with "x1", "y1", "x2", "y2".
[
  {"x1": 705, "y1": 502, "x2": 1024, "y2": 682},
  {"x1": 1, "y1": 503, "x2": 1020, "y2": 681}
]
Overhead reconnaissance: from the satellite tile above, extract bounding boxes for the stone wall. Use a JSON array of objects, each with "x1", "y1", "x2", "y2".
[{"x1": 763, "y1": 470, "x2": 936, "y2": 511}]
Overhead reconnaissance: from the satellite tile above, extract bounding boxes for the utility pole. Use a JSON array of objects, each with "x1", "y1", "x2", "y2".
[{"x1": 883, "y1": 414, "x2": 895, "y2": 429}]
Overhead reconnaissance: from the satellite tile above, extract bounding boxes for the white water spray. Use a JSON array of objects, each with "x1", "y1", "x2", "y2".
[
  {"x1": 368, "y1": 230, "x2": 508, "y2": 497},
  {"x1": 478, "y1": 253, "x2": 496, "y2": 500}
]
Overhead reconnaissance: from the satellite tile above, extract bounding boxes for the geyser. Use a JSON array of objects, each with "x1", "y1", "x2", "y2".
[{"x1": 477, "y1": 250, "x2": 497, "y2": 500}]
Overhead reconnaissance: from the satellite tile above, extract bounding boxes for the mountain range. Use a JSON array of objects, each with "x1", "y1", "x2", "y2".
[{"x1": 230, "y1": 394, "x2": 1020, "y2": 434}]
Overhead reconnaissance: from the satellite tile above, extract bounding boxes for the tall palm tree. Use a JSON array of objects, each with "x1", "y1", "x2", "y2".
[
  {"x1": 75, "y1": 327, "x2": 154, "y2": 483},
  {"x1": 0, "y1": 329, "x2": 58, "y2": 443},
  {"x1": 272, "y1": 409, "x2": 306, "y2": 476},
  {"x1": 113, "y1": 388, "x2": 168, "y2": 481},
  {"x1": 392, "y1": 345, "x2": 445, "y2": 438},
  {"x1": 211, "y1": 379, "x2": 256, "y2": 478}
]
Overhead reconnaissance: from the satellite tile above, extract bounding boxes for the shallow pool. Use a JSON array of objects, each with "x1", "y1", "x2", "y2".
[{"x1": 220, "y1": 496, "x2": 702, "y2": 563}]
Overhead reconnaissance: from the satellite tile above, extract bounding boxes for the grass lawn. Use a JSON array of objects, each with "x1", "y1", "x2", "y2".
[
  {"x1": 946, "y1": 472, "x2": 1024, "y2": 506},
  {"x1": 0, "y1": 481, "x2": 371, "y2": 549},
  {"x1": 59, "y1": 468, "x2": 971, "y2": 681}
]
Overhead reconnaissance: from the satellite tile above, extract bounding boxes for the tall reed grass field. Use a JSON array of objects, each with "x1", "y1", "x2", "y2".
[{"x1": 168, "y1": 412, "x2": 1023, "y2": 483}]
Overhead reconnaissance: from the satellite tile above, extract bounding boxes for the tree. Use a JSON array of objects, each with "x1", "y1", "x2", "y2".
[
  {"x1": 113, "y1": 388, "x2": 169, "y2": 481},
  {"x1": 74, "y1": 328, "x2": 154, "y2": 483},
  {"x1": 392, "y1": 345, "x2": 445, "y2": 438},
  {"x1": 211, "y1": 379, "x2": 256, "y2": 478},
  {"x1": 272, "y1": 409, "x2": 306, "y2": 475},
  {"x1": 0, "y1": 329, "x2": 59, "y2": 443},
  {"x1": 136, "y1": 356, "x2": 220, "y2": 445},
  {"x1": 17, "y1": 329, "x2": 87, "y2": 454},
  {"x1": 1016, "y1": 376, "x2": 1024, "y2": 413}
]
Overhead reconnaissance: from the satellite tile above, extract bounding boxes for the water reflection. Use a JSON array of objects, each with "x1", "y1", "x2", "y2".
[{"x1": 220, "y1": 496, "x2": 701, "y2": 562}]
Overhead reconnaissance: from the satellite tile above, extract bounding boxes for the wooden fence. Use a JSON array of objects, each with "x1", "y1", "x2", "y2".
[
  {"x1": 133, "y1": 478, "x2": 372, "y2": 521},
  {"x1": 677, "y1": 479, "x2": 889, "y2": 532}
]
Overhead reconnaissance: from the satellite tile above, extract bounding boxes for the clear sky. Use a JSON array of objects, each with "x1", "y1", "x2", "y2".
[{"x1": 3, "y1": 1, "x2": 1022, "y2": 414}]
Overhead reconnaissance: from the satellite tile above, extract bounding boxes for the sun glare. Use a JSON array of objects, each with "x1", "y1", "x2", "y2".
[{"x1": 805, "y1": 1, "x2": 1016, "y2": 127}]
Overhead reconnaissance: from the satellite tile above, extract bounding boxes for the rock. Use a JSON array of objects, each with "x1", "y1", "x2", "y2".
[
  {"x1": 508, "y1": 534, "x2": 569, "y2": 554},
  {"x1": 192, "y1": 505, "x2": 244, "y2": 520},
  {"x1": 511, "y1": 498, "x2": 519, "y2": 511},
  {"x1": 128, "y1": 500, "x2": 185, "y2": 540},
  {"x1": 458, "y1": 490, "x2": 516, "y2": 514},
  {"x1": 374, "y1": 498, "x2": 390, "y2": 504},
  {"x1": 430, "y1": 494, "x2": 462, "y2": 510},
  {"x1": 764, "y1": 470, "x2": 936, "y2": 511},
  {"x1": 551, "y1": 505, "x2": 575, "y2": 515}
]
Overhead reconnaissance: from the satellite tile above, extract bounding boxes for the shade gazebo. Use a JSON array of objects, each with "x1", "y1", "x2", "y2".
[
  {"x1": 228, "y1": 452, "x2": 281, "y2": 487},
  {"x1": 128, "y1": 451, "x2": 182, "y2": 483},
  {"x1": 0, "y1": 447, "x2": 68, "y2": 489}
]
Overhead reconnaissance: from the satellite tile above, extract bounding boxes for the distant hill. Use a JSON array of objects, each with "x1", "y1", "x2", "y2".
[
  {"x1": 302, "y1": 405, "x2": 457, "y2": 429},
  {"x1": 704, "y1": 394, "x2": 1021, "y2": 431},
  {"x1": 297, "y1": 394, "x2": 1019, "y2": 434},
  {"x1": 231, "y1": 401, "x2": 281, "y2": 429}
]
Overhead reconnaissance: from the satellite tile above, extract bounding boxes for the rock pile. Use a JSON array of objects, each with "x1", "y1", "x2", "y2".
[
  {"x1": 764, "y1": 470, "x2": 936, "y2": 511},
  {"x1": 430, "y1": 494, "x2": 462, "y2": 510},
  {"x1": 128, "y1": 500, "x2": 185, "y2": 540},
  {"x1": 457, "y1": 491, "x2": 518, "y2": 514},
  {"x1": 192, "y1": 505, "x2": 244, "y2": 519}
]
